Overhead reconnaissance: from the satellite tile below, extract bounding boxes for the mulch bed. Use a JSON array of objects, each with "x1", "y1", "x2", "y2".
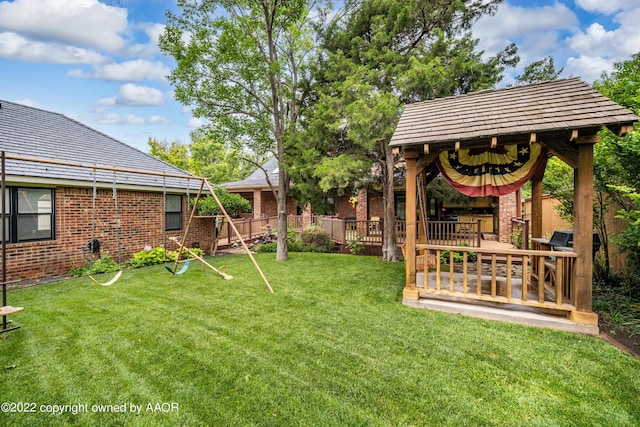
[{"x1": 598, "y1": 321, "x2": 640, "y2": 360}]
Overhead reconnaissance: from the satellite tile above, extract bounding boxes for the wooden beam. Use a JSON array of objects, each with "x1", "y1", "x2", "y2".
[
  {"x1": 529, "y1": 133, "x2": 537, "y2": 144},
  {"x1": 402, "y1": 149, "x2": 420, "y2": 159},
  {"x1": 491, "y1": 137, "x2": 497, "y2": 148},
  {"x1": 570, "y1": 129, "x2": 579, "y2": 141},
  {"x1": 423, "y1": 144, "x2": 429, "y2": 154},
  {"x1": 454, "y1": 141, "x2": 460, "y2": 151},
  {"x1": 576, "y1": 135, "x2": 601, "y2": 144},
  {"x1": 620, "y1": 124, "x2": 635, "y2": 136},
  {"x1": 392, "y1": 147, "x2": 400, "y2": 156},
  {"x1": 416, "y1": 153, "x2": 440, "y2": 175},
  {"x1": 543, "y1": 140, "x2": 578, "y2": 168},
  {"x1": 423, "y1": 163, "x2": 440, "y2": 186}
]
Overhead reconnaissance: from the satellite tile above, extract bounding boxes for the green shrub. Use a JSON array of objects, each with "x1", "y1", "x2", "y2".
[
  {"x1": 255, "y1": 231, "x2": 308, "y2": 253},
  {"x1": 70, "y1": 254, "x2": 121, "y2": 277},
  {"x1": 300, "y1": 226, "x2": 333, "y2": 253},
  {"x1": 194, "y1": 187, "x2": 251, "y2": 217},
  {"x1": 347, "y1": 235, "x2": 365, "y2": 255},
  {"x1": 256, "y1": 242, "x2": 278, "y2": 253},
  {"x1": 300, "y1": 226, "x2": 330, "y2": 246},
  {"x1": 128, "y1": 245, "x2": 204, "y2": 269},
  {"x1": 129, "y1": 246, "x2": 169, "y2": 268},
  {"x1": 440, "y1": 243, "x2": 477, "y2": 264}
]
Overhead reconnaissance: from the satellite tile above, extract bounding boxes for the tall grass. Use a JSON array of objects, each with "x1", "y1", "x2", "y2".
[{"x1": 1, "y1": 253, "x2": 639, "y2": 426}]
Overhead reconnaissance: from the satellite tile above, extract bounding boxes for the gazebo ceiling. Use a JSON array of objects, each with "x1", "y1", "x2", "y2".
[{"x1": 390, "y1": 78, "x2": 638, "y2": 163}]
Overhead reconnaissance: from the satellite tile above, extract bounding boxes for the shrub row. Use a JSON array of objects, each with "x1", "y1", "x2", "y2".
[{"x1": 69, "y1": 245, "x2": 204, "y2": 277}]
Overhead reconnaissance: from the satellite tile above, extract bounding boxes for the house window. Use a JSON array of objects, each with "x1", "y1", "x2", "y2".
[
  {"x1": 165, "y1": 194, "x2": 182, "y2": 231},
  {"x1": 2, "y1": 187, "x2": 55, "y2": 243}
]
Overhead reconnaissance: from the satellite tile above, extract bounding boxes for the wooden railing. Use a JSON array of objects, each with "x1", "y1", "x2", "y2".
[
  {"x1": 319, "y1": 216, "x2": 407, "y2": 245},
  {"x1": 414, "y1": 244, "x2": 577, "y2": 312},
  {"x1": 424, "y1": 220, "x2": 482, "y2": 247},
  {"x1": 287, "y1": 214, "x2": 318, "y2": 231},
  {"x1": 220, "y1": 216, "x2": 278, "y2": 243}
]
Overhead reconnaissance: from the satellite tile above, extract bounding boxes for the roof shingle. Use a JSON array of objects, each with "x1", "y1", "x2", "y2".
[
  {"x1": 0, "y1": 100, "x2": 194, "y2": 189},
  {"x1": 390, "y1": 78, "x2": 638, "y2": 148}
]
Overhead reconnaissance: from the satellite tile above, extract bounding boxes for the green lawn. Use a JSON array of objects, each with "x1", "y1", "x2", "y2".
[{"x1": 1, "y1": 253, "x2": 639, "y2": 426}]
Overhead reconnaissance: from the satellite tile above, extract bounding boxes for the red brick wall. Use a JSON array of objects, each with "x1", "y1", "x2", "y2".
[
  {"x1": 498, "y1": 191, "x2": 518, "y2": 243},
  {"x1": 260, "y1": 191, "x2": 297, "y2": 217},
  {"x1": 368, "y1": 191, "x2": 385, "y2": 219},
  {"x1": 4, "y1": 186, "x2": 213, "y2": 283},
  {"x1": 335, "y1": 194, "x2": 355, "y2": 218}
]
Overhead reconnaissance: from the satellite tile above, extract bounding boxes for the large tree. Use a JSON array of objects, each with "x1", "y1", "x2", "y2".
[
  {"x1": 147, "y1": 137, "x2": 190, "y2": 171},
  {"x1": 297, "y1": 0, "x2": 518, "y2": 261},
  {"x1": 160, "y1": 0, "x2": 316, "y2": 261},
  {"x1": 592, "y1": 54, "x2": 640, "y2": 276}
]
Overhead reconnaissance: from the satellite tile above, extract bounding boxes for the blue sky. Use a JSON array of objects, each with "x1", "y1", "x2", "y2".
[{"x1": 0, "y1": 0, "x2": 638, "y2": 153}]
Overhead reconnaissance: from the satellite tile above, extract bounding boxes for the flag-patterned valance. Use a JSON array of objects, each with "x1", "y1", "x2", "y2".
[{"x1": 435, "y1": 143, "x2": 547, "y2": 197}]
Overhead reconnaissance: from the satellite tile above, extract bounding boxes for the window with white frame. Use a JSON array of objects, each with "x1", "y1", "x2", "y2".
[{"x1": 165, "y1": 194, "x2": 182, "y2": 231}]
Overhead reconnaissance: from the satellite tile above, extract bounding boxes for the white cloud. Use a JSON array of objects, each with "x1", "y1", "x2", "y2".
[
  {"x1": 0, "y1": 0, "x2": 129, "y2": 53},
  {"x1": 115, "y1": 83, "x2": 165, "y2": 107},
  {"x1": 95, "y1": 97, "x2": 116, "y2": 108},
  {"x1": 0, "y1": 32, "x2": 108, "y2": 64},
  {"x1": 567, "y1": 8, "x2": 640, "y2": 61},
  {"x1": 68, "y1": 60, "x2": 170, "y2": 82},
  {"x1": 148, "y1": 115, "x2": 172, "y2": 125},
  {"x1": 575, "y1": 0, "x2": 638, "y2": 14},
  {"x1": 187, "y1": 117, "x2": 204, "y2": 128},
  {"x1": 564, "y1": 55, "x2": 614, "y2": 83},
  {"x1": 474, "y1": 2, "x2": 579, "y2": 57},
  {"x1": 99, "y1": 113, "x2": 146, "y2": 125}
]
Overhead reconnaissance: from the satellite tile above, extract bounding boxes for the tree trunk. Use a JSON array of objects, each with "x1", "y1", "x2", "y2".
[
  {"x1": 381, "y1": 143, "x2": 398, "y2": 262},
  {"x1": 276, "y1": 160, "x2": 289, "y2": 261}
]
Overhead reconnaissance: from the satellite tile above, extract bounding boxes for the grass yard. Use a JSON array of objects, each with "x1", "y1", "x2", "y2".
[{"x1": 1, "y1": 253, "x2": 639, "y2": 426}]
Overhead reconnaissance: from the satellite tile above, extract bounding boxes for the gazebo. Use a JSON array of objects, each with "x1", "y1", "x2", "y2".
[{"x1": 390, "y1": 78, "x2": 638, "y2": 334}]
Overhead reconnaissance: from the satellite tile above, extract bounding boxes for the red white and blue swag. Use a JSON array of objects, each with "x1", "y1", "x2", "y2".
[{"x1": 435, "y1": 143, "x2": 547, "y2": 197}]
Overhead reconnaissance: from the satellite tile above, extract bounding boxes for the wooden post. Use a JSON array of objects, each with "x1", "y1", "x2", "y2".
[
  {"x1": 531, "y1": 175, "x2": 543, "y2": 240},
  {"x1": 570, "y1": 142, "x2": 598, "y2": 326},
  {"x1": 403, "y1": 150, "x2": 419, "y2": 299}
]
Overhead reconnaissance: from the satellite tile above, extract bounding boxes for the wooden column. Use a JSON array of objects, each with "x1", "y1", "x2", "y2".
[
  {"x1": 530, "y1": 155, "x2": 547, "y2": 240},
  {"x1": 570, "y1": 142, "x2": 598, "y2": 326},
  {"x1": 403, "y1": 150, "x2": 419, "y2": 299},
  {"x1": 253, "y1": 189, "x2": 262, "y2": 219}
]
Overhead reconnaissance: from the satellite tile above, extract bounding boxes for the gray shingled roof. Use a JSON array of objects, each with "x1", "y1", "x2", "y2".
[
  {"x1": 390, "y1": 78, "x2": 638, "y2": 148},
  {"x1": 0, "y1": 100, "x2": 195, "y2": 190},
  {"x1": 222, "y1": 157, "x2": 279, "y2": 190}
]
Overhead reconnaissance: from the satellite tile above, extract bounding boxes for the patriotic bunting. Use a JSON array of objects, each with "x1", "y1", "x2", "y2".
[{"x1": 435, "y1": 143, "x2": 547, "y2": 197}]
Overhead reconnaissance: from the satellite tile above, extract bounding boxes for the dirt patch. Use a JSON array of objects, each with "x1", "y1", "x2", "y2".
[{"x1": 599, "y1": 321, "x2": 640, "y2": 360}]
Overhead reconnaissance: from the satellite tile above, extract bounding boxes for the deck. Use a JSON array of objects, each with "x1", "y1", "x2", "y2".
[{"x1": 406, "y1": 240, "x2": 599, "y2": 335}]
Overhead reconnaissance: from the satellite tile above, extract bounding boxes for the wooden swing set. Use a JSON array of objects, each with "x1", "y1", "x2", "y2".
[{"x1": 2, "y1": 153, "x2": 274, "y2": 295}]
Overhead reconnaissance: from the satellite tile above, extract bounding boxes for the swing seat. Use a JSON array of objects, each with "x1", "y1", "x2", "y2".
[
  {"x1": 0, "y1": 306, "x2": 23, "y2": 316},
  {"x1": 88, "y1": 270, "x2": 123, "y2": 287},
  {"x1": 165, "y1": 259, "x2": 190, "y2": 275}
]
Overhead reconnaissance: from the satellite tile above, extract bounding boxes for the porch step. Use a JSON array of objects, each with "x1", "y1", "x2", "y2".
[
  {"x1": 402, "y1": 298, "x2": 599, "y2": 336},
  {"x1": 482, "y1": 233, "x2": 499, "y2": 241}
]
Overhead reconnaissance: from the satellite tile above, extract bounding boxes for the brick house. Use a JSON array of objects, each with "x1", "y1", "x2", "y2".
[
  {"x1": 0, "y1": 100, "x2": 212, "y2": 283},
  {"x1": 223, "y1": 157, "x2": 519, "y2": 242}
]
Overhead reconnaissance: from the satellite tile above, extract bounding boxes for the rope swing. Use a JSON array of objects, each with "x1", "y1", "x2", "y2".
[
  {"x1": 86, "y1": 168, "x2": 123, "y2": 286},
  {"x1": 163, "y1": 175, "x2": 191, "y2": 275}
]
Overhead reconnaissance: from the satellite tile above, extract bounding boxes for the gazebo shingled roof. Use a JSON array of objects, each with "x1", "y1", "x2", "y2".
[{"x1": 390, "y1": 78, "x2": 638, "y2": 151}]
